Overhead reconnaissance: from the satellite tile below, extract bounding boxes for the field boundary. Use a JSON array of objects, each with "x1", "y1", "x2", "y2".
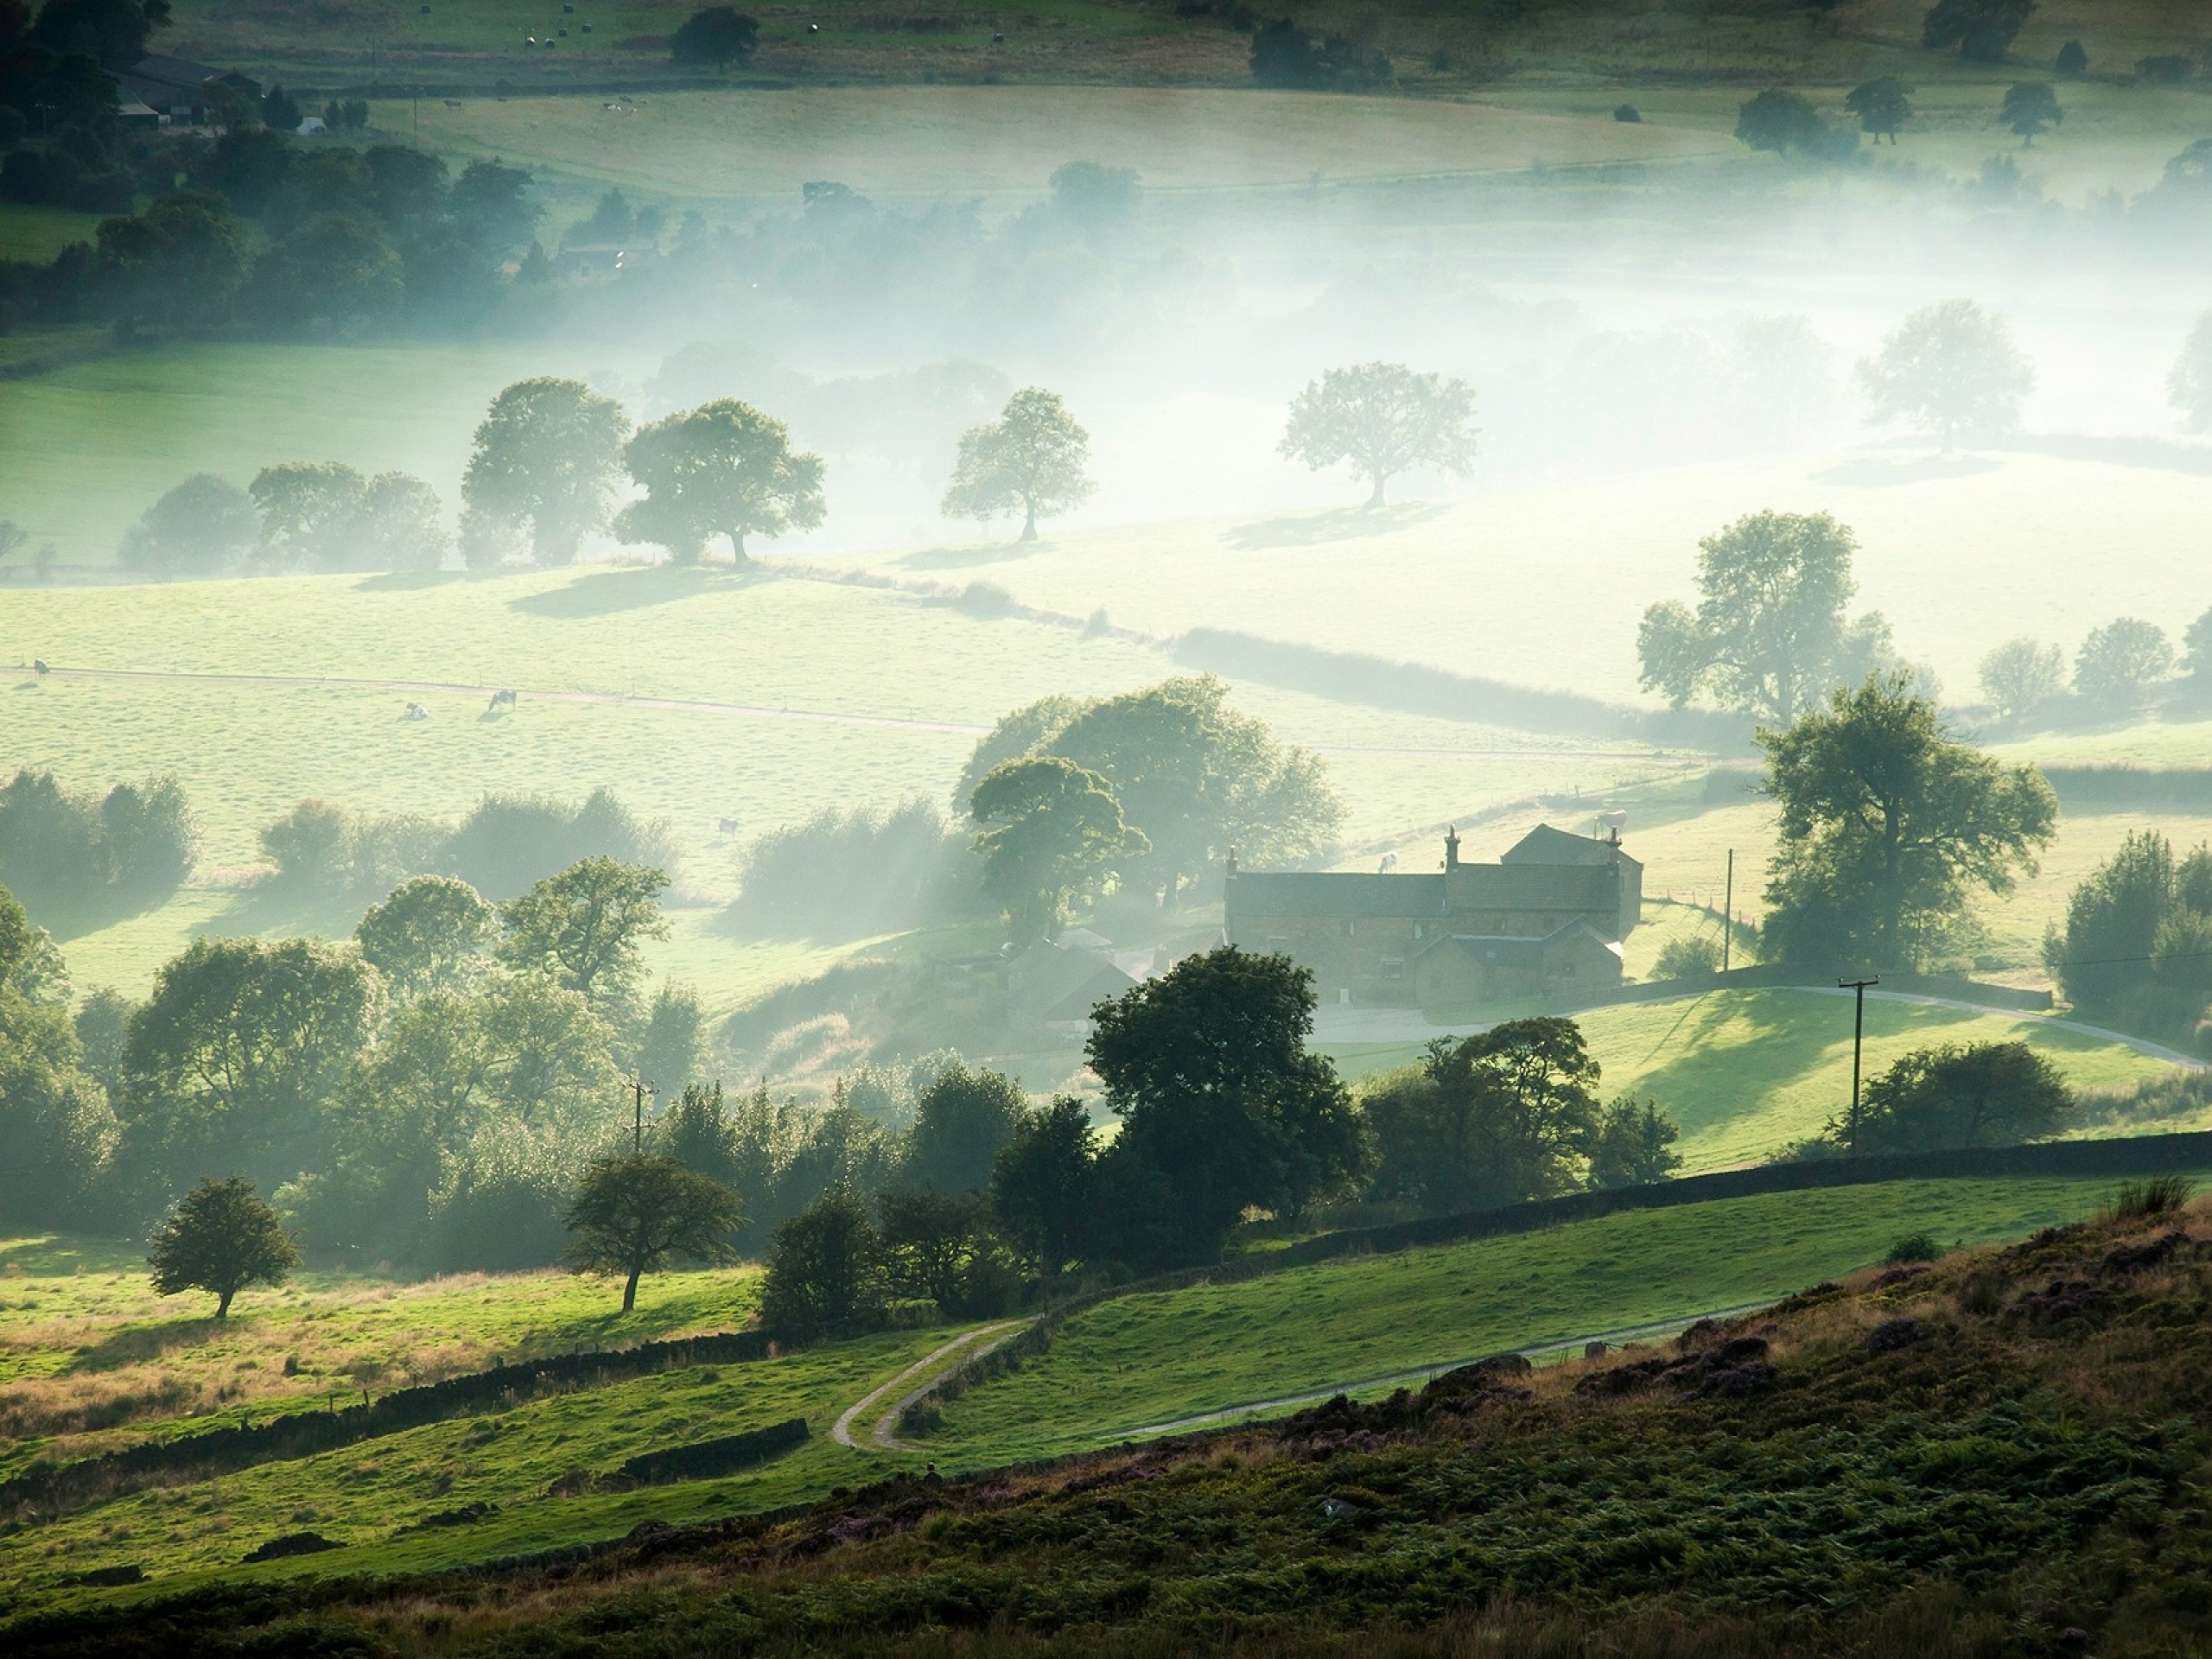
[{"x1": 1276, "y1": 1132, "x2": 2212, "y2": 1268}]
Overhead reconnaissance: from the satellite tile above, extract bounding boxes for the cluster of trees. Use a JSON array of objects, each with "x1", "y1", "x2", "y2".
[
  {"x1": 1738, "y1": 79, "x2": 2059, "y2": 158},
  {"x1": 0, "y1": 0, "x2": 170, "y2": 214},
  {"x1": 747, "y1": 953, "x2": 1681, "y2": 1331},
  {"x1": 258, "y1": 787, "x2": 679, "y2": 908},
  {"x1": 728, "y1": 798, "x2": 973, "y2": 939},
  {"x1": 0, "y1": 766, "x2": 195, "y2": 927},
  {"x1": 962, "y1": 676, "x2": 1342, "y2": 934},
  {"x1": 1, "y1": 117, "x2": 541, "y2": 339},
  {"x1": 1978, "y1": 612, "x2": 2209, "y2": 727},
  {"x1": 115, "y1": 463, "x2": 448, "y2": 576},
  {"x1": 1247, "y1": 16, "x2": 1391, "y2": 91},
  {"x1": 2045, "y1": 831, "x2": 2212, "y2": 1040},
  {"x1": 0, "y1": 850, "x2": 707, "y2": 1266}
]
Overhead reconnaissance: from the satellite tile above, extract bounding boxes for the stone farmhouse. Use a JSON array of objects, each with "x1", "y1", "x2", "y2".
[{"x1": 1224, "y1": 824, "x2": 1643, "y2": 1008}]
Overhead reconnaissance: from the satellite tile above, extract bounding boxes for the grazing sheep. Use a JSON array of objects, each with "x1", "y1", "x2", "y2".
[
  {"x1": 717, "y1": 817, "x2": 740, "y2": 836},
  {"x1": 405, "y1": 702, "x2": 429, "y2": 721}
]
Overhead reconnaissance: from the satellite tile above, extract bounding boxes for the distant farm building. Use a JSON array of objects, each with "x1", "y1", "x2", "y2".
[
  {"x1": 1006, "y1": 936, "x2": 1137, "y2": 1037},
  {"x1": 1225, "y1": 824, "x2": 1643, "y2": 1008},
  {"x1": 116, "y1": 57, "x2": 247, "y2": 126}
]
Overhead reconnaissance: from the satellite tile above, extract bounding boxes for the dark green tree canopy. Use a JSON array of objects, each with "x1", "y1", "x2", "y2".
[
  {"x1": 118, "y1": 472, "x2": 258, "y2": 579},
  {"x1": 1759, "y1": 675, "x2": 2057, "y2": 970},
  {"x1": 1588, "y1": 1092, "x2": 1682, "y2": 1190},
  {"x1": 615, "y1": 399, "x2": 825, "y2": 563},
  {"x1": 1845, "y1": 77, "x2": 1912, "y2": 142},
  {"x1": 2000, "y1": 82, "x2": 2061, "y2": 144},
  {"x1": 1845, "y1": 1041, "x2": 2073, "y2": 1153},
  {"x1": 1088, "y1": 946, "x2": 1363, "y2": 1261},
  {"x1": 1923, "y1": 0, "x2": 2035, "y2": 63},
  {"x1": 988, "y1": 1094, "x2": 1095, "y2": 1278},
  {"x1": 1734, "y1": 89, "x2": 1824, "y2": 156},
  {"x1": 669, "y1": 6, "x2": 759, "y2": 67},
  {"x1": 899, "y1": 1060, "x2": 1025, "y2": 1196},
  {"x1": 148, "y1": 1175, "x2": 300, "y2": 1319},
  {"x1": 1637, "y1": 510, "x2": 1864, "y2": 725},
  {"x1": 760, "y1": 1181, "x2": 885, "y2": 1337},
  {"x1": 942, "y1": 387, "x2": 1094, "y2": 542},
  {"x1": 2044, "y1": 831, "x2": 2212, "y2": 1033},
  {"x1": 1277, "y1": 361, "x2": 1477, "y2": 508},
  {"x1": 497, "y1": 855, "x2": 670, "y2": 1014},
  {"x1": 969, "y1": 756, "x2": 1147, "y2": 942},
  {"x1": 563, "y1": 1152, "x2": 743, "y2": 1312},
  {"x1": 354, "y1": 874, "x2": 499, "y2": 999}
]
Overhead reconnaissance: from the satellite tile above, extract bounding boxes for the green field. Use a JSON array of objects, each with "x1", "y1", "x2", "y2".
[
  {"x1": 1322, "y1": 986, "x2": 2189, "y2": 1169},
  {"x1": 0, "y1": 204, "x2": 105, "y2": 265},
  {"x1": 3, "y1": 1165, "x2": 2183, "y2": 1599}
]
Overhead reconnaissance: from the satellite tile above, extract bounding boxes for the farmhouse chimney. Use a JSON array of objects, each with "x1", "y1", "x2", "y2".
[{"x1": 1444, "y1": 826, "x2": 1460, "y2": 870}]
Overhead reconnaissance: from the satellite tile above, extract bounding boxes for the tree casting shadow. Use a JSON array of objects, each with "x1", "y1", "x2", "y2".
[
  {"x1": 1224, "y1": 502, "x2": 1448, "y2": 550},
  {"x1": 70, "y1": 1318, "x2": 224, "y2": 1373},
  {"x1": 507, "y1": 562, "x2": 766, "y2": 620}
]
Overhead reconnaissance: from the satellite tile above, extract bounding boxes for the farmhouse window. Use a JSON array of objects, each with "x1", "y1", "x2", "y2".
[
  {"x1": 1414, "y1": 923, "x2": 1424, "y2": 940},
  {"x1": 1381, "y1": 959, "x2": 1405, "y2": 982}
]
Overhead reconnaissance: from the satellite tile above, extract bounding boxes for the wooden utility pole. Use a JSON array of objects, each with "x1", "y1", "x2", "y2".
[
  {"x1": 1722, "y1": 849, "x2": 1734, "y2": 972},
  {"x1": 1840, "y1": 976, "x2": 1879, "y2": 1147},
  {"x1": 630, "y1": 1076, "x2": 655, "y2": 1153}
]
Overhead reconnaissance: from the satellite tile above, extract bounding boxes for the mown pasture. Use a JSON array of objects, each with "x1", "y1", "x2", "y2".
[
  {"x1": 1322, "y1": 986, "x2": 2189, "y2": 1171},
  {"x1": 3, "y1": 1163, "x2": 2183, "y2": 1599}
]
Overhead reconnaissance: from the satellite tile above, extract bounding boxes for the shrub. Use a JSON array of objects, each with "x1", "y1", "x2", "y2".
[
  {"x1": 728, "y1": 798, "x2": 971, "y2": 939},
  {"x1": 0, "y1": 769, "x2": 197, "y2": 926},
  {"x1": 1885, "y1": 1231, "x2": 1942, "y2": 1264},
  {"x1": 2110, "y1": 1175, "x2": 2194, "y2": 1222},
  {"x1": 1652, "y1": 932, "x2": 1722, "y2": 980}
]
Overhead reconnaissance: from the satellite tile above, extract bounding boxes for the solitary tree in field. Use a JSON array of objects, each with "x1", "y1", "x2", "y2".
[
  {"x1": 2074, "y1": 618, "x2": 2174, "y2": 715},
  {"x1": 615, "y1": 399, "x2": 825, "y2": 563},
  {"x1": 1760, "y1": 674, "x2": 2057, "y2": 969},
  {"x1": 943, "y1": 388, "x2": 1094, "y2": 542},
  {"x1": 498, "y1": 856, "x2": 670, "y2": 1014},
  {"x1": 148, "y1": 1175, "x2": 301, "y2": 1319},
  {"x1": 669, "y1": 6, "x2": 759, "y2": 68},
  {"x1": 969, "y1": 756, "x2": 1147, "y2": 941},
  {"x1": 1845, "y1": 77, "x2": 1912, "y2": 143},
  {"x1": 1921, "y1": 0, "x2": 2034, "y2": 63},
  {"x1": 1978, "y1": 637, "x2": 2064, "y2": 722},
  {"x1": 1733, "y1": 88, "x2": 1824, "y2": 156},
  {"x1": 1278, "y1": 362, "x2": 1476, "y2": 508},
  {"x1": 461, "y1": 378, "x2": 631, "y2": 566},
  {"x1": 2167, "y1": 312, "x2": 2212, "y2": 432},
  {"x1": 1637, "y1": 510, "x2": 1859, "y2": 725},
  {"x1": 563, "y1": 1152, "x2": 743, "y2": 1313},
  {"x1": 1854, "y1": 299, "x2": 2033, "y2": 451},
  {"x1": 2000, "y1": 82, "x2": 2062, "y2": 145}
]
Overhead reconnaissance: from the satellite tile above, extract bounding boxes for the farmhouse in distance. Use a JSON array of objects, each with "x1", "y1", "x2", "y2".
[{"x1": 1225, "y1": 824, "x2": 1643, "y2": 1008}]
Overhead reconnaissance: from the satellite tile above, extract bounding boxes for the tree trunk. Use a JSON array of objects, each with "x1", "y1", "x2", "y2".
[
  {"x1": 215, "y1": 1287, "x2": 233, "y2": 1319},
  {"x1": 1019, "y1": 500, "x2": 1038, "y2": 542},
  {"x1": 728, "y1": 528, "x2": 750, "y2": 564},
  {"x1": 622, "y1": 1268, "x2": 640, "y2": 1313},
  {"x1": 1366, "y1": 474, "x2": 1388, "y2": 509}
]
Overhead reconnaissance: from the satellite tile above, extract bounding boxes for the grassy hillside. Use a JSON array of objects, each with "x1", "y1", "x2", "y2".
[
  {"x1": 1321, "y1": 986, "x2": 2188, "y2": 1169},
  {"x1": 2, "y1": 1166, "x2": 2199, "y2": 1622},
  {"x1": 30, "y1": 1182, "x2": 2209, "y2": 1656}
]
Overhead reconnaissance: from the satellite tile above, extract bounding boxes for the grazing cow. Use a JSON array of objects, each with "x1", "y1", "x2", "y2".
[
  {"x1": 487, "y1": 689, "x2": 518, "y2": 712},
  {"x1": 1376, "y1": 851, "x2": 1397, "y2": 873},
  {"x1": 31, "y1": 659, "x2": 48, "y2": 677},
  {"x1": 717, "y1": 817, "x2": 740, "y2": 836},
  {"x1": 404, "y1": 702, "x2": 429, "y2": 721}
]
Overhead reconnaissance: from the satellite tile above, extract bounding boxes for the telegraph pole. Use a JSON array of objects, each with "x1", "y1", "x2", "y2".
[
  {"x1": 1721, "y1": 849, "x2": 1734, "y2": 973},
  {"x1": 1840, "y1": 976, "x2": 1879, "y2": 1148},
  {"x1": 629, "y1": 1076, "x2": 655, "y2": 1153}
]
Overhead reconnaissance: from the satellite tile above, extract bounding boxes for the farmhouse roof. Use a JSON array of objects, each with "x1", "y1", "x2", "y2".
[
  {"x1": 1502, "y1": 823, "x2": 1642, "y2": 871},
  {"x1": 1006, "y1": 939, "x2": 1136, "y2": 1024},
  {"x1": 124, "y1": 55, "x2": 231, "y2": 93},
  {"x1": 1228, "y1": 871, "x2": 1447, "y2": 919},
  {"x1": 1445, "y1": 861, "x2": 1621, "y2": 912}
]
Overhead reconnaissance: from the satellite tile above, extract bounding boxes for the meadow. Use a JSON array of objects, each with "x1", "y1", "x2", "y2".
[{"x1": 0, "y1": 1163, "x2": 2180, "y2": 1600}]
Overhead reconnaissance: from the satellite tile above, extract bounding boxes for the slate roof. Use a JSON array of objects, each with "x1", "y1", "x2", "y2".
[
  {"x1": 1006, "y1": 940, "x2": 1135, "y2": 1024},
  {"x1": 1411, "y1": 917, "x2": 1621, "y2": 969},
  {"x1": 1228, "y1": 871, "x2": 1446, "y2": 919},
  {"x1": 123, "y1": 55, "x2": 229, "y2": 93},
  {"x1": 1444, "y1": 861, "x2": 1620, "y2": 912},
  {"x1": 1502, "y1": 823, "x2": 1620, "y2": 865}
]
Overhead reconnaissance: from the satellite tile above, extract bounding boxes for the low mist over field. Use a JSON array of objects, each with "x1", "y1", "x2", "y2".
[{"x1": 10, "y1": 2, "x2": 2212, "y2": 1649}]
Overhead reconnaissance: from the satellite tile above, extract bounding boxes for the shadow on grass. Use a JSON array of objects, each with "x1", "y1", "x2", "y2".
[
  {"x1": 70, "y1": 1317, "x2": 223, "y2": 1373},
  {"x1": 353, "y1": 571, "x2": 466, "y2": 594},
  {"x1": 1814, "y1": 454, "x2": 1999, "y2": 488},
  {"x1": 507, "y1": 562, "x2": 765, "y2": 620},
  {"x1": 893, "y1": 539, "x2": 1032, "y2": 573},
  {"x1": 201, "y1": 881, "x2": 365, "y2": 943},
  {"x1": 1224, "y1": 501, "x2": 1447, "y2": 550}
]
